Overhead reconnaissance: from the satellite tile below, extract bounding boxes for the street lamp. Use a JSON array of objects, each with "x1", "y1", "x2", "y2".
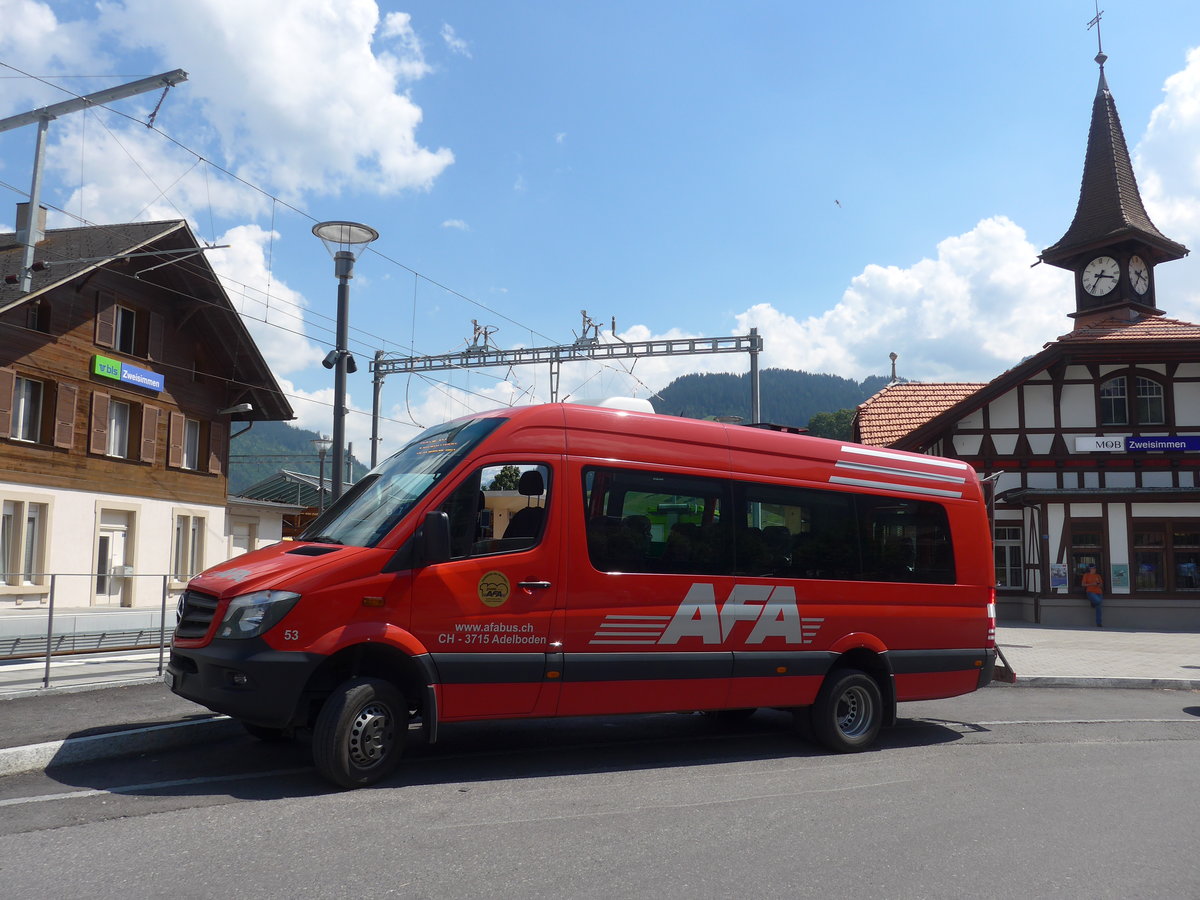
[
  {"x1": 312, "y1": 220, "x2": 379, "y2": 502},
  {"x1": 312, "y1": 435, "x2": 332, "y2": 511}
]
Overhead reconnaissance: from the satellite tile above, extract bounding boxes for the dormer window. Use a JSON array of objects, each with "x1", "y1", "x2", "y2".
[{"x1": 1099, "y1": 374, "x2": 1166, "y2": 427}]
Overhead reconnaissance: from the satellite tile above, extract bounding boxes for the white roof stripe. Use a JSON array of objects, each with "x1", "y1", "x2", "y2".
[
  {"x1": 829, "y1": 475, "x2": 964, "y2": 499},
  {"x1": 840, "y1": 444, "x2": 971, "y2": 471}
]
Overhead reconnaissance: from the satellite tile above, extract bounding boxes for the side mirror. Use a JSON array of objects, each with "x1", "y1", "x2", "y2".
[
  {"x1": 381, "y1": 510, "x2": 452, "y2": 573},
  {"x1": 421, "y1": 510, "x2": 452, "y2": 565}
]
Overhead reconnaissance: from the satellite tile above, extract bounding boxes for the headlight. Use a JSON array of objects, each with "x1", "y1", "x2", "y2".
[{"x1": 217, "y1": 590, "x2": 301, "y2": 639}]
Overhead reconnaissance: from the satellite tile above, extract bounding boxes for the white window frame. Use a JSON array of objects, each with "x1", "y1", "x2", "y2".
[
  {"x1": 107, "y1": 398, "x2": 131, "y2": 458},
  {"x1": 172, "y1": 511, "x2": 207, "y2": 582},
  {"x1": 1099, "y1": 377, "x2": 1128, "y2": 426},
  {"x1": 994, "y1": 524, "x2": 1024, "y2": 589},
  {"x1": 182, "y1": 418, "x2": 201, "y2": 470},
  {"x1": 1, "y1": 498, "x2": 48, "y2": 588},
  {"x1": 12, "y1": 376, "x2": 43, "y2": 443},
  {"x1": 1135, "y1": 376, "x2": 1165, "y2": 425}
]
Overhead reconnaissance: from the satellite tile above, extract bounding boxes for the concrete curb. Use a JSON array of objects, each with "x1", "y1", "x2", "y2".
[
  {"x1": 0, "y1": 716, "x2": 237, "y2": 777},
  {"x1": 989, "y1": 676, "x2": 1200, "y2": 690}
]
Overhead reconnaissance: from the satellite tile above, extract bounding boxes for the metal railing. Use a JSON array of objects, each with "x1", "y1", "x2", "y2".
[{"x1": 0, "y1": 571, "x2": 182, "y2": 689}]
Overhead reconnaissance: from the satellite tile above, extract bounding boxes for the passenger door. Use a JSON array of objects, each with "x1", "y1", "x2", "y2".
[{"x1": 410, "y1": 460, "x2": 562, "y2": 719}]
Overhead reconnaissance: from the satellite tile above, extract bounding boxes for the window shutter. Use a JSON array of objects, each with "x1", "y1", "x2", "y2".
[
  {"x1": 168, "y1": 411, "x2": 185, "y2": 468},
  {"x1": 141, "y1": 405, "x2": 160, "y2": 463},
  {"x1": 90, "y1": 392, "x2": 110, "y2": 455},
  {"x1": 208, "y1": 421, "x2": 227, "y2": 475},
  {"x1": 54, "y1": 383, "x2": 78, "y2": 449},
  {"x1": 147, "y1": 312, "x2": 165, "y2": 361},
  {"x1": 95, "y1": 292, "x2": 116, "y2": 348},
  {"x1": 0, "y1": 367, "x2": 13, "y2": 437}
]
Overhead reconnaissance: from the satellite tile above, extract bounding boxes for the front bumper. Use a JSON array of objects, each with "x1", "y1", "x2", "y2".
[{"x1": 166, "y1": 639, "x2": 325, "y2": 729}]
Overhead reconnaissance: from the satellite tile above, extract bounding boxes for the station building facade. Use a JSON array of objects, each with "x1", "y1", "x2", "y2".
[{"x1": 855, "y1": 54, "x2": 1200, "y2": 629}]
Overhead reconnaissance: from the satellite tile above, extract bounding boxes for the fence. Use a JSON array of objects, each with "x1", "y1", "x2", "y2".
[{"x1": 0, "y1": 572, "x2": 179, "y2": 690}]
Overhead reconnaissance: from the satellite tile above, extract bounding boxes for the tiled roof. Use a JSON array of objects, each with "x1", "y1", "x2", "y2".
[
  {"x1": 1052, "y1": 315, "x2": 1200, "y2": 345},
  {"x1": 1042, "y1": 67, "x2": 1186, "y2": 265},
  {"x1": 855, "y1": 382, "x2": 986, "y2": 448},
  {"x1": 0, "y1": 220, "x2": 186, "y2": 312}
]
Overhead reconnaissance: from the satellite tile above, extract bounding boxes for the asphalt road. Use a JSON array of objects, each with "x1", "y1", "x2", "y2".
[{"x1": 1, "y1": 687, "x2": 1197, "y2": 898}]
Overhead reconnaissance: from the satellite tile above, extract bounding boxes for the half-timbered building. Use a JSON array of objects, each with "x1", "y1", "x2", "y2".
[
  {"x1": 856, "y1": 53, "x2": 1200, "y2": 629},
  {"x1": 1, "y1": 211, "x2": 294, "y2": 609}
]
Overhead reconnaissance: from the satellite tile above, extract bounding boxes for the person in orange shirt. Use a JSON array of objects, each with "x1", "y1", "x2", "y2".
[{"x1": 1082, "y1": 564, "x2": 1104, "y2": 627}]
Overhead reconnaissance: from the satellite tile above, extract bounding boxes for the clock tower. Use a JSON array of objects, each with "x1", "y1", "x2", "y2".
[{"x1": 1040, "y1": 51, "x2": 1188, "y2": 324}]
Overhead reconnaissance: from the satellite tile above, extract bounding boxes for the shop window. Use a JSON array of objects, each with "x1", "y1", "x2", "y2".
[
  {"x1": 1070, "y1": 523, "x2": 1104, "y2": 590},
  {"x1": 1133, "y1": 529, "x2": 1165, "y2": 591},
  {"x1": 994, "y1": 525, "x2": 1024, "y2": 588},
  {"x1": 1174, "y1": 528, "x2": 1200, "y2": 591},
  {"x1": 1132, "y1": 522, "x2": 1200, "y2": 593}
]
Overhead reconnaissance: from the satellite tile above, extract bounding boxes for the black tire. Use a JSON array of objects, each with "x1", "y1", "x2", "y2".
[
  {"x1": 313, "y1": 677, "x2": 407, "y2": 789},
  {"x1": 810, "y1": 669, "x2": 882, "y2": 753},
  {"x1": 241, "y1": 721, "x2": 291, "y2": 743}
]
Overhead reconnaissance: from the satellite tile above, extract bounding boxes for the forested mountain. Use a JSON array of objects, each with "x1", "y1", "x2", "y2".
[
  {"x1": 650, "y1": 368, "x2": 890, "y2": 428},
  {"x1": 228, "y1": 368, "x2": 889, "y2": 494},
  {"x1": 228, "y1": 420, "x2": 368, "y2": 496}
]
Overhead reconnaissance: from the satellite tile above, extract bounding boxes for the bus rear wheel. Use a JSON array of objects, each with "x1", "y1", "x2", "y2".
[
  {"x1": 810, "y1": 669, "x2": 882, "y2": 753},
  {"x1": 313, "y1": 677, "x2": 406, "y2": 789}
]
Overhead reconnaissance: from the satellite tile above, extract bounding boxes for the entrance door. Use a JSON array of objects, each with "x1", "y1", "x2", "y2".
[
  {"x1": 409, "y1": 460, "x2": 562, "y2": 719},
  {"x1": 96, "y1": 526, "x2": 128, "y2": 605}
]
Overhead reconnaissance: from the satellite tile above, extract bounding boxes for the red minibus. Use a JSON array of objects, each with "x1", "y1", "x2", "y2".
[{"x1": 167, "y1": 401, "x2": 1000, "y2": 788}]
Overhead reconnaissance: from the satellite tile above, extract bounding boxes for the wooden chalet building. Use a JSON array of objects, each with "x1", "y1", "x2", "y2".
[
  {"x1": 856, "y1": 53, "x2": 1200, "y2": 629},
  {"x1": 1, "y1": 211, "x2": 294, "y2": 609}
]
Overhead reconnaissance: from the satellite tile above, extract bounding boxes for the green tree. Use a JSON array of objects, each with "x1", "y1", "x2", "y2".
[
  {"x1": 806, "y1": 408, "x2": 855, "y2": 441},
  {"x1": 485, "y1": 465, "x2": 522, "y2": 491}
]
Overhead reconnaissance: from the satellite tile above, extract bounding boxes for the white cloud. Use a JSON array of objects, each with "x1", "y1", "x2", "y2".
[
  {"x1": 209, "y1": 224, "x2": 322, "y2": 376},
  {"x1": 441, "y1": 219, "x2": 469, "y2": 230},
  {"x1": 1134, "y1": 45, "x2": 1200, "y2": 323},
  {"x1": 441, "y1": 23, "x2": 472, "y2": 58},
  {"x1": 743, "y1": 217, "x2": 1073, "y2": 382},
  {"x1": 0, "y1": 1, "x2": 104, "y2": 116},
  {"x1": 90, "y1": 0, "x2": 453, "y2": 199}
]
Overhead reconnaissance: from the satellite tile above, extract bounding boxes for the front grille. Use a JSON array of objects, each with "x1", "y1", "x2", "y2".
[{"x1": 175, "y1": 589, "x2": 220, "y2": 640}]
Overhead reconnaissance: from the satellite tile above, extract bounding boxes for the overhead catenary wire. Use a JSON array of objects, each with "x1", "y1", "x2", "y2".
[{"x1": 0, "y1": 63, "x2": 679, "y2": 431}]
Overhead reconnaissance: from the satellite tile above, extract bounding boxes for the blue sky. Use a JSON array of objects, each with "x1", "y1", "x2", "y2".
[{"x1": 4, "y1": 1, "x2": 1200, "y2": 456}]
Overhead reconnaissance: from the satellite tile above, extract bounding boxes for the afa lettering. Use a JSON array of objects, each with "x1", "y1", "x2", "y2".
[{"x1": 660, "y1": 583, "x2": 811, "y2": 645}]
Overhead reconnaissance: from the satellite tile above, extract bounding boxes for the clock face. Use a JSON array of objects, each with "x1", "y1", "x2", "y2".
[
  {"x1": 1082, "y1": 256, "x2": 1119, "y2": 296},
  {"x1": 1129, "y1": 255, "x2": 1150, "y2": 294}
]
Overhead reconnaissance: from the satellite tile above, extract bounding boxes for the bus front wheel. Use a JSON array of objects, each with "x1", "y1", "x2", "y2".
[
  {"x1": 313, "y1": 677, "x2": 407, "y2": 789},
  {"x1": 810, "y1": 669, "x2": 882, "y2": 753}
]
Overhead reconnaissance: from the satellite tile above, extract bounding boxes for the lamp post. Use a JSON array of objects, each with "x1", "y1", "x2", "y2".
[
  {"x1": 312, "y1": 435, "x2": 332, "y2": 511},
  {"x1": 312, "y1": 220, "x2": 379, "y2": 502}
]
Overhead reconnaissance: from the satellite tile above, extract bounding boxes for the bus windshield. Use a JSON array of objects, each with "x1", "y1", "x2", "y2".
[{"x1": 298, "y1": 416, "x2": 506, "y2": 547}]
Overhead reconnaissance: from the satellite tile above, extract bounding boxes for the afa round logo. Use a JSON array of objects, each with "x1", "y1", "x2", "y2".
[{"x1": 478, "y1": 571, "x2": 511, "y2": 608}]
